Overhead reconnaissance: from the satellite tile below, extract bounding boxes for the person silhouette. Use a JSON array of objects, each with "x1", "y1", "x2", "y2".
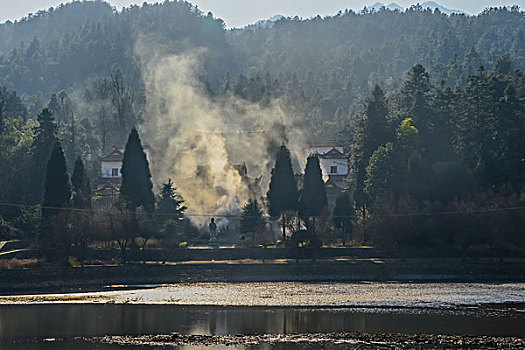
[{"x1": 209, "y1": 218, "x2": 217, "y2": 240}]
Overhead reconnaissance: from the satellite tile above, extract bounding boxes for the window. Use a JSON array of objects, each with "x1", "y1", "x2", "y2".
[
  {"x1": 330, "y1": 166, "x2": 338, "y2": 174},
  {"x1": 112, "y1": 168, "x2": 119, "y2": 177}
]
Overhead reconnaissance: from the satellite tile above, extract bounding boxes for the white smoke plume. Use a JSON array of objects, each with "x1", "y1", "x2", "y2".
[{"x1": 136, "y1": 40, "x2": 306, "y2": 228}]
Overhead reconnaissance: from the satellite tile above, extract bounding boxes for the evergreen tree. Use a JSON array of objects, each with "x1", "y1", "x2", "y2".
[
  {"x1": 352, "y1": 85, "x2": 391, "y2": 218},
  {"x1": 71, "y1": 156, "x2": 91, "y2": 209},
  {"x1": 156, "y1": 178, "x2": 186, "y2": 225},
  {"x1": 332, "y1": 192, "x2": 354, "y2": 240},
  {"x1": 41, "y1": 141, "x2": 71, "y2": 263},
  {"x1": 267, "y1": 144, "x2": 298, "y2": 241},
  {"x1": 240, "y1": 199, "x2": 266, "y2": 235},
  {"x1": 70, "y1": 156, "x2": 92, "y2": 264},
  {"x1": 120, "y1": 128, "x2": 155, "y2": 212},
  {"x1": 29, "y1": 108, "x2": 57, "y2": 203},
  {"x1": 397, "y1": 64, "x2": 433, "y2": 135},
  {"x1": 0, "y1": 86, "x2": 27, "y2": 137},
  {"x1": 298, "y1": 154, "x2": 327, "y2": 235}
]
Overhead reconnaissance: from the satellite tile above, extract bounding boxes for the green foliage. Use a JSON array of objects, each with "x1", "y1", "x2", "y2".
[
  {"x1": 71, "y1": 156, "x2": 92, "y2": 209},
  {"x1": 240, "y1": 199, "x2": 266, "y2": 234},
  {"x1": 0, "y1": 217, "x2": 21, "y2": 240},
  {"x1": 352, "y1": 84, "x2": 391, "y2": 213},
  {"x1": 42, "y1": 141, "x2": 71, "y2": 212},
  {"x1": 29, "y1": 108, "x2": 57, "y2": 204},
  {"x1": 120, "y1": 128, "x2": 155, "y2": 212},
  {"x1": 41, "y1": 141, "x2": 71, "y2": 263},
  {"x1": 365, "y1": 142, "x2": 396, "y2": 203},
  {"x1": 0, "y1": 116, "x2": 36, "y2": 220},
  {"x1": 267, "y1": 145, "x2": 299, "y2": 217},
  {"x1": 0, "y1": 86, "x2": 27, "y2": 136},
  {"x1": 298, "y1": 154, "x2": 327, "y2": 218},
  {"x1": 156, "y1": 179, "x2": 186, "y2": 225},
  {"x1": 332, "y1": 192, "x2": 354, "y2": 236},
  {"x1": 158, "y1": 219, "x2": 180, "y2": 240}
]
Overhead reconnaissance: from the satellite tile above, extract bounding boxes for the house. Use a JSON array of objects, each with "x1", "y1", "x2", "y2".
[
  {"x1": 307, "y1": 141, "x2": 350, "y2": 207},
  {"x1": 93, "y1": 148, "x2": 124, "y2": 206},
  {"x1": 93, "y1": 146, "x2": 151, "y2": 207}
]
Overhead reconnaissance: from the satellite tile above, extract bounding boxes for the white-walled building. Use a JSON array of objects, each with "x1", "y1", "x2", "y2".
[
  {"x1": 307, "y1": 141, "x2": 350, "y2": 207},
  {"x1": 93, "y1": 147, "x2": 151, "y2": 207},
  {"x1": 100, "y1": 149, "x2": 124, "y2": 179}
]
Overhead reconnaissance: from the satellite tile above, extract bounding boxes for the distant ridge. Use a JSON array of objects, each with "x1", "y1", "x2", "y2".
[
  {"x1": 244, "y1": 14, "x2": 284, "y2": 29},
  {"x1": 369, "y1": 1, "x2": 464, "y2": 14},
  {"x1": 369, "y1": 2, "x2": 404, "y2": 12},
  {"x1": 420, "y1": 1, "x2": 464, "y2": 14}
]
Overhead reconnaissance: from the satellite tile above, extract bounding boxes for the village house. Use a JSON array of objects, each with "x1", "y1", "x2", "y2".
[
  {"x1": 93, "y1": 147, "x2": 151, "y2": 207},
  {"x1": 307, "y1": 141, "x2": 350, "y2": 207}
]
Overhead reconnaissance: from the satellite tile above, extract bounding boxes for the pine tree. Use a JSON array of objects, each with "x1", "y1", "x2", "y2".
[
  {"x1": 267, "y1": 144, "x2": 298, "y2": 241},
  {"x1": 298, "y1": 154, "x2": 327, "y2": 235},
  {"x1": 240, "y1": 199, "x2": 266, "y2": 235},
  {"x1": 41, "y1": 141, "x2": 71, "y2": 263},
  {"x1": 352, "y1": 85, "x2": 391, "y2": 218},
  {"x1": 397, "y1": 64, "x2": 433, "y2": 135},
  {"x1": 120, "y1": 128, "x2": 155, "y2": 212},
  {"x1": 29, "y1": 108, "x2": 57, "y2": 203},
  {"x1": 156, "y1": 179, "x2": 186, "y2": 225}
]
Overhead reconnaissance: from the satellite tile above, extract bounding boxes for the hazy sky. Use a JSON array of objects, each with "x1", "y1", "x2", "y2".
[{"x1": 1, "y1": 0, "x2": 524, "y2": 27}]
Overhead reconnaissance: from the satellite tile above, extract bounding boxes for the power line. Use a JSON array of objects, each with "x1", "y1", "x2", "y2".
[{"x1": 0, "y1": 202, "x2": 524, "y2": 219}]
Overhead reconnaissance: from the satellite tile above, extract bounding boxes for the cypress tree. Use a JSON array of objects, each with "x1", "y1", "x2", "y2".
[
  {"x1": 41, "y1": 141, "x2": 71, "y2": 263},
  {"x1": 71, "y1": 156, "x2": 91, "y2": 209},
  {"x1": 71, "y1": 156, "x2": 92, "y2": 264},
  {"x1": 29, "y1": 108, "x2": 57, "y2": 203},
  {"x1": 267, "y1": 144, "x2": 298, "y2": 241},
  {"x1": 42, "y1": 141, "x2": 71, "y2": 214},
  {"x1": 333, "y1": 192, "x2": 354, "y2": 242},
  {"x1": 298, "y1": 154, "x2": 327, "y2": 235},
  {"x1": 120, "y1": 128, "x2": 155, "y2": 212}
]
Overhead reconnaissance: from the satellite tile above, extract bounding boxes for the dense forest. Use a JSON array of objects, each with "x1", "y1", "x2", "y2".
[{"x1": 0, "y1": 1, "x2": 524, "y2": 256}]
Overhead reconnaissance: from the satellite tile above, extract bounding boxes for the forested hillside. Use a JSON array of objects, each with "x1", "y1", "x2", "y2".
[
  {"x1": 0, "y1": 1, "x2": 234, "y2": 96},
  {"x1": 0, "y1": 2, "x2": 524, "y2": 137}
]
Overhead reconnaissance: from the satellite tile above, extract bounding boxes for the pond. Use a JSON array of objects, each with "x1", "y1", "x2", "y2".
[{"x1": 1, "y1": 282, "x2": 524, "y2": 349}]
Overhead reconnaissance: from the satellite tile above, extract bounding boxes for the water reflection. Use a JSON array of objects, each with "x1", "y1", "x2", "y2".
[{"x1": 0, "y1": 304, "x2": 523, "y2": 349}]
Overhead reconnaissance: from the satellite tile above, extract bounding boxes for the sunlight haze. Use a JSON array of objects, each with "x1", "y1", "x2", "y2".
[{"x1": 0, "y1": 0, "x2": 524, "y2": 27}]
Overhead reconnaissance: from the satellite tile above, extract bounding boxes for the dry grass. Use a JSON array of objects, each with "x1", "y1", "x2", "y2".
[{"x1": 0, "y1": 258, "x2": 39, "y2": 270}]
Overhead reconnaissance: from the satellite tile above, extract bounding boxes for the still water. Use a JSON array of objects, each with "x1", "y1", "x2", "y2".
[
  {"x1": 1, "y1": 282, "x2": 524, "y2": 349},
  {"x1": 0, "y1": 304, "x2": 524, "y2": 349}
]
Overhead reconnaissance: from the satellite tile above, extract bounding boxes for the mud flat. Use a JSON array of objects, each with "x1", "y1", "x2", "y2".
[
  {"x1": 4, "y1": 332, "x2": 525, "y2": 349},
  {"x1": 1, "y1": 282, "x2": 525, "y2": 308},
  {"x1": 86, "y1": 333, "x2": 525, "y2": 349}
]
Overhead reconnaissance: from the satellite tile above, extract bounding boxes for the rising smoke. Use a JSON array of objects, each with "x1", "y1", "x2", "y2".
[{"x1": 136, "y1": 41, "x2": 306, "y2": 228}]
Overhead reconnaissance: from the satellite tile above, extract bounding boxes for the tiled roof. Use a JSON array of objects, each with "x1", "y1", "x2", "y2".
[
  {"x1": 99, "y1": 149, "x2": 123, "y2": 162},
  {"x1": 318, "y1": 147, "x2": 347, "y2": 159}
]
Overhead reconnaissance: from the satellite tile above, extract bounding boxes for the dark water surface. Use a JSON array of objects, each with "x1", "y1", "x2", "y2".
[{"x1": 0, "y1": 304, "x2": 524, "y2": 349}]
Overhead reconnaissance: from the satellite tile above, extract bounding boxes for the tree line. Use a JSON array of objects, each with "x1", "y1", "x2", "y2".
[{"x1": 350, "y1": 60, "x2": 525, "y2": 256}]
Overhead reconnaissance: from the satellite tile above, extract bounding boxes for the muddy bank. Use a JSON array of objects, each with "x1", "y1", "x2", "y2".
[
  {"x1": 1, "y1": 282, "x2": 525, "y2": 307},
  {"x1": 82, "y1": 333, "x2": 525, "y2": 349},
  {"x1": 1, "y1": 259, "x2": 525, "y2": 294}
]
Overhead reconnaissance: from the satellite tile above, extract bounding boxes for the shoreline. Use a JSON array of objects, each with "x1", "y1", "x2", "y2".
[{"x1": 1, "y1": 258, "x2": 525, "y2": 295}]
